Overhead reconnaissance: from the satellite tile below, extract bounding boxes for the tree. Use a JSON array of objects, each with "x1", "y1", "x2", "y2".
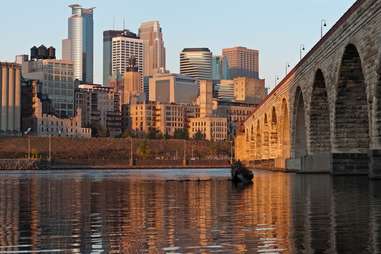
[
  {"x1": 173, "y1": 128, "x2": 189, "y2": 140},
  {"x1": 137, "y1": 140, "x2": 151, "y2": 159},
  {"x1": 145, "y1": 127, "x2": 161, "y2": 139},
  {"x1": 91, "y1": 122, "x2": 108, "y2": 137},
  {"x1": 193, "y1": 131, "x2": 205, "y2": 140}
]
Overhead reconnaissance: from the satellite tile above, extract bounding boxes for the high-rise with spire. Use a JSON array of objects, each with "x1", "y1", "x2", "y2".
[
  {"x1": 138, "y1": 21, "x2": 166, "y2": 76},
  {"x1": 62, "y1": 4, "x2": 94, "y2": 83}
]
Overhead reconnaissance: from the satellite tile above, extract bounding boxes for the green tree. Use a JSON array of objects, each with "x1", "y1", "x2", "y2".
[
  {"x1": 145, "y1": 127, "x2": 161, "y2": 139},
  {"x1": 173, "y1": 128, "x2": 189, "y2": 139},
  {"x1": 91, "y1": 122, "x2": 108, "y2": 137},
  {"x1": 193, "y1": 131, "x2": 205, "y2": 140}
]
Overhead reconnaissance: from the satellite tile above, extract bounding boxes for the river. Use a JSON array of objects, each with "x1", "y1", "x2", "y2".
[{"x1": 0, "y1": 169, "x2": 379, "y2": 253}]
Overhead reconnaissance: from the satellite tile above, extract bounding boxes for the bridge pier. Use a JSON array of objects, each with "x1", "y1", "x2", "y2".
[
  {"x1": 286, "y1": 153, "x2": 332, "y2": 173},
  {"x1": 331, "y1": 153, "x2": 369, "y2": 175},
  {"x1": 369, "y1": 150, "x2": 381, "y2": 179}
]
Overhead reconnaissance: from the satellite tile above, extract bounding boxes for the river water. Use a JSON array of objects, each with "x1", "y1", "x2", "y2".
[{"x1": 0, "y1": 169, "x2": 379, "y2": 253}]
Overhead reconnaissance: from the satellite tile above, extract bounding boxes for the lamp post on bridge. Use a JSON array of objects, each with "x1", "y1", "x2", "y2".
[
  {"x1": 24, "y1": 128, "x2": 32, "y2": 160},
  {"x1": 274, "y1": 76, "x2": 279, "y2": 86},
  {"x1": 321, "y1": 19, "x2": 327, "y2": 38},
  {"x1": 300, "y1": 44, "x2": 305, "y2": 60},
  {"x1": 285, "y1": 63, "x2": 291, "y2": 76}
]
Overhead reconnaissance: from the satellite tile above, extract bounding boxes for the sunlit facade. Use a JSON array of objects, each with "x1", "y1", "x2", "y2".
[
  {"x1": 180, "y1": 48, "x2": 212, "y2": 81},
  {"x1": 222, "y1": 46, "x2": 259, "y2": 79}
]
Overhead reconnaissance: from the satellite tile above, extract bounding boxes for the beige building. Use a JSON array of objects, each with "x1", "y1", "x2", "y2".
[
  {"x1": 199, "y1": 80, "x2": 213, "y2": 117},
  {"x1": 234, "y1": 77, "x2": 265, "y2": 103},
  {"x1": 21, "y1": 80, "x2": 91, "y2": 138},
  {"x1": 189, "y1": 117, "x2": 228, "y2": 141},
  {"x1": 123, "y1": 61, "x2": 143, "y2": 105},
  {"x1": 149, "y1": 73, "x2": 198, "y2": 104},
  {"x1": 0, "y1": 62, "x2": 21, "y2": 134},
  {"x1": 129, "y1": 102, "x2": 199, "y2": 136},
  {"x1": 222, "y1": 46, "x2": 259, "y2": 79},
  {"x1": 75, "y1": 84, "x2": 121, "y2": 136},
  {"x1": 139, "y1": 21, "x2": 166, "y2": 76}
]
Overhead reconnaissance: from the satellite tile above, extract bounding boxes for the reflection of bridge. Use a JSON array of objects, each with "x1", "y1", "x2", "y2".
[{"x1": 235, "y1": 0, "x2": 381, "y2": 177}]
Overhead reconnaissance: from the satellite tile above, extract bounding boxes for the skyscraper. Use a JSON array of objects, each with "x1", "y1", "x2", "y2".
[
  {"x1": 139, "y1": 21, "x2": 166, "y2": 76},
  {"x1": 180, "y1": 48, "x2": 212, "y2": 81},
  {"x1": 222, "y1": 46, "x2": 259, "y2": 79},
  {"x1": 212, "y1": 56, "x2": 230, "y2": 81},
  {"x1": 103, "y1": 29, "x2": 139, "y2": 86},
  {"x1": 111, "y1": 34, "x2": 144, "y2": 90},
  {"x1": 62, "y1": 4, "x2": 94, "y2": 83}
]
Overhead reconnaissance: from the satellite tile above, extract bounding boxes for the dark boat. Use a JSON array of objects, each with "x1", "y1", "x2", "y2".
[{"x1": 231, "y1": 160, "x2": 254, "y2": 184}]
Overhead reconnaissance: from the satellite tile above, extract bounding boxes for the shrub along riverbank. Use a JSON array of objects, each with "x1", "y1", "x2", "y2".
[{"x1": 0, "y1": 137, "x2": 232, "y2": 168}]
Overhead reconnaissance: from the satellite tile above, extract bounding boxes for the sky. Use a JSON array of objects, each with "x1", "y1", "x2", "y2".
[{"x1": 0, "y1": 0, "x2": 355, "y2": 90}]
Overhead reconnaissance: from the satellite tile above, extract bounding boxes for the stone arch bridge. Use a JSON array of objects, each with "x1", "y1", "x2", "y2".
[{"x1": 235, "y1": 0, "x2": 381, "y2": 177}]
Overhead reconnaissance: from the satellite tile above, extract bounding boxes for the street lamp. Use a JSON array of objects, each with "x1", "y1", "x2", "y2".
[
  {"x1": 300, "y1": 44, "x2": 305, "y2": 60},
  {"x1": 321, "y1": 19, "x2": 327, "y2": 38},
  {"x1": 285, "y1": 63, "x2": 291, "y2": 76},
  {"x1": 24, "y1": 128, "x2": 32, "y2": 160},
  {"x1": 274, "y1": 76, "x2": 280, "y2": 86}
]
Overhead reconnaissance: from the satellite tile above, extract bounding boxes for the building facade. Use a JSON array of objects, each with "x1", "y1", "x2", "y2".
[
  {"x1": 22, "y1": 59, "x2": 75, "y2": 117},
  {"x1": 0, "y1": 63, "x2": 21, "y2": 135},
  {"x1": 103, "y1": 29, "x2": 139, "y2": 85},
  {"x1": 75, "y1": 84, "x2": 121, "y2": 137},
  {"x1": 222, "y1": 46, "x2": 259, "y2": 79},
  {"x1": 233, "y1": 77, "x2": 265, "y2": 104},
  {"x1": 212, "y1": 55, "x2": 230, "y2": 81},
  {"x1": 139, "y1": 21, "x2": 166, "y2": 76},
  {"x1": 111, "y1": 35, "x2": 144, "y2": 89},
  {"x1": 21, "y1": 80, "x2": 91, "y2": 138},
  {"x1": 215, "y1": 80, "x2": 235, "y2": 102},
  {"x1": 180, "y1": 48, "x2": 212, "y2": 80},
  {"x1": 62, "y1": 4, "x2": 94, "y2": 83},
  {"x1": 189, "y1": 117, "x2": 228, "y2": 141},
  {"x1": 149, "y1": 73, "x2": 198, "y2": 104}
]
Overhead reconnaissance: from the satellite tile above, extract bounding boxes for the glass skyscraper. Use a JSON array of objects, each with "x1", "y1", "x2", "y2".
[{"x1": 63, "y1": 4, "x2": 94, "y2": 83}]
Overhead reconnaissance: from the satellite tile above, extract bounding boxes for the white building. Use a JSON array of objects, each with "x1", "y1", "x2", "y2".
[
  {"x1": 112, "y1": 36, "x2": 144, "y2": 90},
  {"x1": 62, "y1": 4, "x2": 94, "y2": 83}
]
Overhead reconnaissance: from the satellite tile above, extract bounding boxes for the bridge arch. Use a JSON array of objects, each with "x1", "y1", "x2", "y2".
[
  {"x1": 263, "y1": 114, "x2": 270, "y2": 159},
  {"x1": 334, "y1": 44, "x2": 369, "y2": 151},
  {"x1": 271, "y1": 107, "x2": 279, "y2": 158},
  {"x1": 281, "y1": 99, "x2": 290, "y2": 159},
  {"x1": 310, "y1": 69, "x2": 331, "y2": 154},
  {"x1": 293, "y1": 87, "x2": 307, "y2": 158},
  {"x1": 256, "y1": 120, "x2": 262, "y2": 160}
]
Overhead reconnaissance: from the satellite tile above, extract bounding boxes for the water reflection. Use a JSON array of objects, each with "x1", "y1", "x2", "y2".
[{"x1": 0, "y1": 170, "x2": 380, "y2": 253}]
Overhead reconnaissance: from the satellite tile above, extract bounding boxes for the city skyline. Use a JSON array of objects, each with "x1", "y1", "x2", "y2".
[{"x1": 0, "y1": 0, "x2": 354, "y2": 89}]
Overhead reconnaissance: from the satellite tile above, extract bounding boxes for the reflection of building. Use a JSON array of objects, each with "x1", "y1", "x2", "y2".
[
  {"x1": 75, "y1": 84, "x2": 121, "y2": 137},
  {"x1": 180, "y1": 48, "x2": 212, "y2": 81},
  {"x1": 62, "y1": 4, "x2": 94, "y2": 83},
  {"x1": 0, "y1": 62, "x2": 21, "y2": 135},
  {"x1": 149, "y1": 73, "x2": 198, "y2": 104},
  {"x1": 222, "y1": 46, "x2": 259, "y2": 79},
  {"x1": 21, "y1": 80, "x2": 91, "y2": 137},
  {"x1": 21, "y1": 59, "x2": 75, "y2": 117},
  {"x1": 139, "y1": 21, "x2": 166, "y2": 76},
  {"x1": 103, "y1": 29, "x2": 139, "y2": 85}
]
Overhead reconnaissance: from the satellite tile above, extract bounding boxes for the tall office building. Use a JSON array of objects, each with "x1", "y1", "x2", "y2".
[
  {"x1": 103, "y1": 29, "x2": 138, "y2": 85},
  {"x1": 222, "y1": 46, "x2": 259, "y2": 79},
  {"x1": 139, "y1": 21, "x2": 166, "y2": 76},
  {"x1": 123, "y1": 57, "x2": 143, "y2": 105},
  {"x1": 180, "y1": 48, "x2": 212, "y2": 80},
  {"x1": 112, "y1": 35, "x2": 144, "y2": 90},
  {"x1": 212, "y1": 56, "x2": 230, "y2": 81},
  {"x1": 62, "y1": 4, "x2": 94, "y2": 83},
  {"x1": 216, "y1": 80, "x2": 235, "y2": 102}
]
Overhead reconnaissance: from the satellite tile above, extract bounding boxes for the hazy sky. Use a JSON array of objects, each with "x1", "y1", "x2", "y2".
[{"x1": 0, "y1": 0, "x2": 355, "y2": 89}]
